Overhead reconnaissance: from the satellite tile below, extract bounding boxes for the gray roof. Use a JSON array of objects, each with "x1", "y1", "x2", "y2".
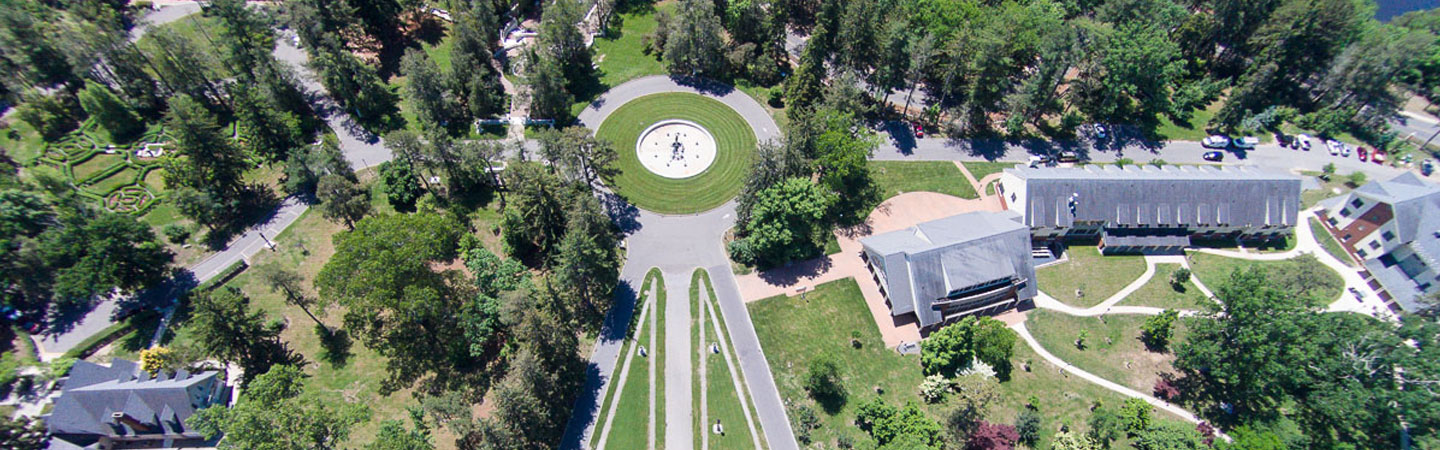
[
  {"x1": 1005, "y1": 165, "x2": 1302, "y2": 230},
  {"x1": 48, "y1": 359, "x2": 219, "y2": 440},
  {"x1": 1364, "y1": 255, "x2": 1434, "y2": 312},
  {"x1": 861, "y1": 211, "x2": 1036, "y2": 327},
  {"x1": 1346, "y1": 173, "x2": 1440, "y2": 312}
]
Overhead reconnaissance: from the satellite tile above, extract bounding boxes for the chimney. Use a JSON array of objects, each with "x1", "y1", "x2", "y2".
[{"x1": 110, "y1": 412, "x2": 151, "y2": 432}]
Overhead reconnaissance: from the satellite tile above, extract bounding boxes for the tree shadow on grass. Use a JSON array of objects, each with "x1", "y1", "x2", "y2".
[{"x1": 316, "y1": 325, "x2": 353, "y2": 369}]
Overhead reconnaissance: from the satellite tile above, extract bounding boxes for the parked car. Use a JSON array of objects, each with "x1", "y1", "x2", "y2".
[
  {"x1": 1373, "y1": 150, "x2": 1387, "y2": 165},
  {"x1": 1341, "y1": 145, "x2": 1351, "y2": 157},
  {"x1": 1297, "y1": 134, "x2": 1312, "y2": 151},
  {"x1": 1276, "y1": 133, "x2": 1294, "y2": 148},
  {"x1": 1028, "y1": 155, "x2": 1046, "y2": 167},
  {"x1": 1058, "y1": 151, "x2": 1080, "y2": 163},
  {"x1": 1234, "y1": 136, "x2": 1259, "y2": 149},
  {"x1": 1092, "y1": 124, "x2": 1108, "y2": 139},
  {"x1": 1202, "y1": 151, "x2": 1225, "y2": 162},
  {"x1": 1423, "y1": 159, "x2": 1436, "y2": 176},
  {"x1": 1358, "y1": 147, "x2": 1369, "y2": 162},
  {"x1": 913, "y1": 122, "x2": 924, "y2": 138},
  {"x1": 1202, "y1": 135, "x2": 1231, "y2": 148},
  {"x1": 1326, "y1": 139, "x2": 1344, "y2": 156}
]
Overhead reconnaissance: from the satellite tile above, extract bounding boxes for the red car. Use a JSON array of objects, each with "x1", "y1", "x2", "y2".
[
  {"x1": 1358, "y1": 147, "x2": 1369, "y2": 162},
  {"x1": 913, "y1": 123, "x2": 924, "y2": 138}
]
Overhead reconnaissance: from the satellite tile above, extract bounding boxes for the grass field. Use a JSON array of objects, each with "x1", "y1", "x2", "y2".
[
  {"x1": 1310, "y1": 217, "x2": 1355, "y2": 267},
  {"x1": 1185, "y1": 251, "x2": 1344, "y2": 307},
  {"x1": 1117, "y1": 264, "x2": 1212, "y2": 310},
  {"x1": 1037, "y1": 247, "x2": 1147, "y2": 308},
  {"x1": 694, "y1": 268, "x2": 762, "y2": 450},
  {"x1": 1026, "y1": 310, "x2": 1189, "y2": 397},
  {"x1": 598, "y1": 93, "x2": 755, "y2": 214},
  {"x1": 604, "y1": 290, "x2": 657, "y2": 450},
  {"x1": 591, "y1": 268, "x2": 664, "y2": 449},
  {"x1": 962, "y1": 161, "x2": 1015, "y2": 183},
  {"x1": 868, "y1": 161, "x2": 978, "y2": 201},
  {"x1": 591, "y1": 2, "x2": 670, "y2": 92},
  {"x1": 749, "y1": 278, "x2": 1166, "y2": 449},
  {"x1": 70, "y1": 153, "x2": 125, "y2": 180},
  {"x1": 1153, "y1": 100, "x2": 1223, "y2": 142},
  {"x1": 88, "y1": 167, "x2": 140, "y2": 194},
  {"x1": 1300, "y1": 171, "x2": 1354, "y2": 209}
]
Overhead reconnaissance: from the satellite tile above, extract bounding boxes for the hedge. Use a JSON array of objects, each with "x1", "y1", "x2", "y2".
[{"x1": 62, "y1": 310, "x2": 161, "y2": 360}]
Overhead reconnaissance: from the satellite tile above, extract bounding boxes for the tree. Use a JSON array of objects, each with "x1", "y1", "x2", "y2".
[
  {"x1": 1169, "y1": 267, "x2": 1190, "y2": 287},
  {"x1": 523, "y1": 47, "x2": 574, "y2": 121},
  {"x1": 1070, "y1": 21, "x2": 1184, "y2": 122},
  {"x1": 947, "y1": 373, "x2": 1001, "y2": 435},
  {"x1": 285, "y1": 135, "x2": 353, "y2": 196},
  {"x1": 922, "y1": 321, "x2": 976, "y2": 377},
  {"x1": 804, "y1": 353, "x2": 846, "y2": 408},
  {"x1": 966, "y1": 421, "x2": 1019, "y2": 450},
  {"x1": 145, "y1": 28, "x2": 226, "y2": 108},
  {"x1": 1140, "y1": 309, "x2": 1179, "y2": 351},
  {"x1": 315, "y1": 213, "x2": 488, "y2": 394},
  {"x1": 552, "y1": 193, "x2": 621, "y2": 326},
  {"x1": 0, "y1": 415, "x2": 45, "y2": 450},
  {"x1": 855, "y1": 398, "x2": 944, "y2": 448},
  {"x1": 1052, "y1": 431, "x2": 1102, "y2": 450},
  {"x1": 255, "y1": 263, "x2": 324, "y2": 329},
  {"x1": 1133, "y1": 421, "x2": 1207, "y2": 450},
  {"x1": 162, "y1": 94, "x2": 248, "y2": 200},
  {"x1": 366, "y1": 419, "x2": 433, "y2": 450},
  {"x1": 450, "y1": 1, "x2": 505, "y2": 119},
  {"x1": 316, "y1": 174, "x2": 371, "y2": 229},
  {"x1": 1088, "y1": 402, "x2": 1125, "y2": 446},
  {"x1": 207, "y1": 0, "x2": 278, "y2": 82},
  {"x1": 77, "y1": 81, "x2": 141, "y2": 141},
  {"x1": 663, "y1": 0, "x2": 726, "y2": 76},
  {"x1": 536, "y1": 126, "x2": 618, "y2": 186},
  {"x1": 732, "y1": 177, "x2": 834, "y2": 267},
  {"x1": 1118, "y1": 398, "x2": 1154, "y2": 436},
  {"x1": 15, "y1": 90, "x2": 78, "y2": 141},
  {"x1": 139, "y1": 347, "x2": 179, "y2": 375},
  {"x1": 309, "y1": 42, "x2": 398, "y2": 126},
  {"x1": 188, "y1": 365, "x2": 370, "y2": 449},
  {"x1": 378, "y1": 159, "x2": 423, "y2": 211},
  {"x1": 231, "y1": 83, "x2": 306, "y2": 163},
  {"x1": 40, "y1": 206, "x2": 173, "y2": 307},
  {"x1": 500, "y1": 161, "x2": 575, "y2": 262},
  {"x1": 734, "y1": 140, "x2": 810, "y2": 232},
  {"x1": 401, "y1": 48, "x2": 453, "y2": 132},
  {"x1": 535, "y1": 0, "x2": 592, "y2": 89},
  {"x1": 1015, "y1": 409, "x2": 1041, "y2": 447},
  {"x1": 186, "y1": 286, "x2": 302, "y2": 384}
]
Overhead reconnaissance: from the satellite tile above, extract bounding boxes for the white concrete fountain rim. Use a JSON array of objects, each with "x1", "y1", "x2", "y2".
[{"x1": 635, "y1": 119, "x2": 718, "y2": 179}]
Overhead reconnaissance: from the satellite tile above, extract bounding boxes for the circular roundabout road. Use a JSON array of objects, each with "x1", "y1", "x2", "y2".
[{"x1": 579, "y1": 76, "x2": 781, "y2": 215}]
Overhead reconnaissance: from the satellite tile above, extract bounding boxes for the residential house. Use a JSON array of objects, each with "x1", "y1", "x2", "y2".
[{"x1": 47, "y1": 358, "x2": 227, "y2": 450}]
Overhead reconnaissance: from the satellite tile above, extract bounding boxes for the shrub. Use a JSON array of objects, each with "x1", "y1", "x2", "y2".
[
  {"x1": 16, "y1": 91, "x2": 78, "y2": 141},
  {"x1": 1140, "y1": 310, "x2": 1179, "y2": 351},
  {"x1": 967, "y1": 421, "x2": 1019, "y2": 450},
  {"x1": 727, "y1": 239, "x2": 756, "y2": 266},
  {"x1": 162, "y1": 224, "x2": 190, "y2": 244},
  {"x1": 1076, "y1": 329, "x2": 1089, "y2": 349},
  {"x1": 791, "y1": 404, "x2": 820, "y2": 444},
  {"x1": 1153, "y1": 378, "x2": 1180, "y2": 401},
  {"x1": 767, "y1": 86, "x2": 785, "y2": 108},
  {"x1": 805, "y1": 353, "x2": 846, "y2": 408},
  {"x1": 1118, "y1": 398, "x2": 1154, "y2": 436},
  {"x1": 1346, "y1": 171, "x2": 1367, "y2": 188},
  {"x1": 918, "y1": 374, "x2": 952, "y2": 403},
  {"x1": 1016, "y1": 409, "x2": 1042, "y2": 447},
  {"x1": 1169, "y1": 267, "x2": 1191, "y2": 287}
]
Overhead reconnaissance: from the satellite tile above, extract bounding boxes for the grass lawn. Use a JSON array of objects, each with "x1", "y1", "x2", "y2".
[
  {"x1": 1025, "y1": 310, "x2": 1189, "y2": 399},
  {"x1": 70, "y1": 153, "x2": 125, "y2": 180},
  {"x1": 695, "y1": 268, "x2": 762, "y2": 450},
  {"x1": 136, "y1": 13, "x2": 228, "y2": 77},
  {"x1": 1310, "y1": 217, "x2": 1355, "y2": 267},
  {"x1": 0, "y1": 120, "x2": 45, "y2": 164},
  {"x1": 1037, "y1": 247, "x2": 1147, "y2": 308},
  {"x1": 1300, "y1": 171, "x2": 1354, "y2": 209},
  {"x1": 597, "y1": 93, "x2": 755, "y2": 214},
  {"x1": 1117, "y1": 264, "x2": 1211, "y2": 310},
  {"x1": 962, "y1": 161, "x2": 1015, "y2": 183},
  {"x1": 1153, "y1": 100, "x2": 1223, "y2": 142},
  {"x1": 582, "y1": 2, "x2": 672, "y2": 106},
  {"x1": 87, "y1": 167, "x2": 141, "y2": 194},
  {"x1": 749, "y1": 278, "x2": 1161, "y2": 449},
  {"x1": 1185, "y1": 251, "x2": 1344, "y2": 307},
  {"x1": 868, "y1": 161, "x2": 978, "y2": 201},
  {"x1": 593, "y1": 268, "x2": 664, "y2": 449},
  {"x1": 735, "y1": 79, "x2": 788, "y2": 132}
]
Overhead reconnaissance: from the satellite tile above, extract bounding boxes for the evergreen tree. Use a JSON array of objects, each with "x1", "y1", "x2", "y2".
[
  {"x1": 663, "y1": 0, "x2": 726, "y2": 77},
  {"x1": 451, "y1": 1, "x2": 506, "y2": 119},
  {"x1": 231, "y1": 83, "x2": 305, "y2": 163},
  {"x1": 316, "y1": 174, "x2": 371, "y2": 230},
  {"x1": 186, "y1": 287, "x2": 303, "y2": 384},
  {"x1": 77, "y1": 81, "x2": 141, "y2": 141},
  {"x1": 553, "y1": 193, "x2": 620, "y2": 326},
  {"x1": 162, "y1": 94, "x2": 249, "y2": 200},
  {"x1": 401, "y1": 48, "x2": 453, "y2": 132},
  {"x1": 524, "y1": 48, "x2": 574, "y2": 121}
]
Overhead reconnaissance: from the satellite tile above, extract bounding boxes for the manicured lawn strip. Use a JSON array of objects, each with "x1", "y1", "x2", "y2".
[
  {"x1": 1153, "y1": 99, "x2": 1223, "y2": 142},
  {"x1": 698, "y1": 268, "x2": 765, "y2": 449},
  {"x1": 88, "y1": 167, "x2": 141, "y2": 194},
  {"x1": 1310, "y1": 217, "x2": 1355, "y2": 267},
  {"x1": 691, "y1": 269, "x2": 704, "y2": 450},
  {"x1": 704, "y1": 303, "x2": 757, "y2": 450},
  {"x1": 1117, "y1": 264, "x2": 1211, "y2": 310},
  {"x1": 597, "y1": 93, "x2": 756, "y2": 214},
  {"x1": 962, "y1": 161, "x2": 1015, "y2": 183},
  {"x1": 591, "y1": 267, "x2": 662, "y2": 449},
  {"x1": 1037, "y1": 247, "x2": 1146, "y2": 308},
  {"x1": 1185, "y1": 251, "x2": 1344, "y2": 306},
  {"x1": 868, "y1": 161, "x2": 978, "y2": 201},
  {"x1": 1026, "y1": 310, "x2": 1188, "y2": 394},
  {"x1": 605, "y1": 304, "x2": 654, "y2": 450},
  {"x1": 654, "y1": 269, "x2": 667, "y2": 446},
  {"x1": 1301, "y1": 170, "x2": 1354, "y2": 209},
  {"x1": 592, "y1": 3, "x2": 669, "y2": 90},
  {"x1": 70, "y1": 153, "x2": 125, "y2": 180},
  {"x1": 748, "y1": 279, "x2": 934, "y2": 447}
]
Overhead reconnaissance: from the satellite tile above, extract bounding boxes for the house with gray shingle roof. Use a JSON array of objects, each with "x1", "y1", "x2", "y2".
[
  {"x1": 860, "y1": 211, "x2": 1038, "y2": 329},
  {"x1": 1317, "y1": 172, "x2": 1440, "y2": 313},
  {"x1": 46, "y1": 358, "x2": 226, "y2": 450},
  {"x1": 997, "y1": 165, "x2": 1302, "y2": 253}
]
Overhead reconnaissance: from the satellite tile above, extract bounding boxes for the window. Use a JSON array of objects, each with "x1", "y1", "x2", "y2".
[
  {"x1": 1011, "y1": 193, "x2": 1017, "y2": 202},
  {"x1": 1422, "y1": 283, "x2": 1433, "y2": 292},
  {"x1": 1383, "y1": 231, "x2": 1396, "y2": 241},
  {"x1": 1343, "y1": 234, "x2": 1352, "y2": 241},
  {"x1": 1357, "y1": 249, "x2": 1368, "y2": 258},
  {"x1": 1328, "y1": 217, "x2": 1339, "y2": 226},
  {"x1": 1351, "y1": 198, "x2": 1364, "y2": 209},
  {"x1": 1370, "y1": 241, "x2": 1382, "y2": 250},
  {"x1": 1340, "y1": 208, "x2": 1351, "y2": 217}
]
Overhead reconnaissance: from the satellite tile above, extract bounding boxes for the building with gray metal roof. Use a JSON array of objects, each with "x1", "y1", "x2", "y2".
[
  {"x1": 47, "y1": 359, "x2": 226, "y2": 450},
  {"x1": 1317, "y1": 172, "x2": 1440, "y2": 314},
  {"x1": 997, "y1": 165, "x2": 1302, "y2": 253},
  {"x1": 860, "y1": 211, "x2": 1038, "y2": 329}
]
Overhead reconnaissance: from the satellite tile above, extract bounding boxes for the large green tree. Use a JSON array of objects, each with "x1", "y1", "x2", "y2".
[
  {"x1": 186, "y1": 286, "x2": 302, "y2": 384},
  {"x1": 188, "y1": 365, "x2": 370, "y2": 449},
  {"x1": 162, "y1": 94, "x2": 249, "y2": 199},
  {"x1": 663, "y1": 0, "x2": 726, "y2": 77},
  {"x1": 731, "y1": 177, "x2": 835, "y2": 267},
  {"x1": 77, "y1": 81, "x2": 141, "y2": 141},
  {"x1": 401, "y1": 48, "x2": 453, "y2": 132}
]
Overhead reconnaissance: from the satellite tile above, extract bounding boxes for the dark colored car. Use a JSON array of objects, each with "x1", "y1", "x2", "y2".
[
  {"x1": 1358, "y1": 147, "x2": 1369, "y2": 162},
  {"x1": 1058, "y1": 151, "x2": 1080, "y2": 163},
  {"x1": 1202, "y1": 151, "x2": 1224, "y2": 162}
]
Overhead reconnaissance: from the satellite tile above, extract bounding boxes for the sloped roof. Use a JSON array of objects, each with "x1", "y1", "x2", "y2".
[
  {"x1": 1005, "y1": 165, "x2": 1302, "y2": 229},
  {"x1": 861, "y1": 211, "x2": 1036, "y2": 327},
  {"x1": 48, "y1": 359, "x2": 219, "y2": 439}
]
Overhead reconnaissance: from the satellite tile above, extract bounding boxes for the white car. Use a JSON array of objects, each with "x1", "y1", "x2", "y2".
[
  {"x1": 1202, "y1": 135, "x2": 1230, "y2": 148},
  {"x1": 1326, "y1": 139, "x2": 1343, "y2": 156},
  {"x1": 1234, "y1": 136, "x2": 1259, "y2": 149},
  {"x1": 1296, "y1": 134, "x2": 1312, "y2": 151}
]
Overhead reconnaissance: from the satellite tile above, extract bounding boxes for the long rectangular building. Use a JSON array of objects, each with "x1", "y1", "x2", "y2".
[{"x1": 998, "y1": 165, "x2": 1302, "y2": 253}]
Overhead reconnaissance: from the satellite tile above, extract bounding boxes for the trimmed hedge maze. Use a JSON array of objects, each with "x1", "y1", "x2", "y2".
[{"x1": 31, "y1": 121, "x2": 183, "y2": 216}]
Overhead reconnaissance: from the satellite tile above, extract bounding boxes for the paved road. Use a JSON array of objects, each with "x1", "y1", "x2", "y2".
[
  {"x1": 563, "y1": 75, "x2": 796, "y2": 450},
  {"x1": 37, "y1": 6, "x2": 394, "y2": 359}
]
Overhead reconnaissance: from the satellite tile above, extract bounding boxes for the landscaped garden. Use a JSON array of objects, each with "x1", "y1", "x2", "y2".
[
  {"x1": 868, "y1": 161, "x2": 979, "y2": 201},
  {"x1": 1037, "y1": 247, "x2": 1147, "y2": 308},
  {"x1": 597, "y1": 92, "x2": 756, "y2": 214},
  {"x1": 692, "y1": 268, "x2": 763, "y2": 450},
  {"x1": 1116, "y1": 264, "x2": 1212, "y2": 310},
  {"x1": 1185, "y1": 252, "x2": 1344, "y2": 307},
  {"x1": 593, "y1": 268, "x2": 665, "y2": 450}
]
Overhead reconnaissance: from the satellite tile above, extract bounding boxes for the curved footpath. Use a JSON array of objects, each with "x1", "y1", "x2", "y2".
[{"x1": 562, "y1": 76, "x2": 795, "y2": 450}]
